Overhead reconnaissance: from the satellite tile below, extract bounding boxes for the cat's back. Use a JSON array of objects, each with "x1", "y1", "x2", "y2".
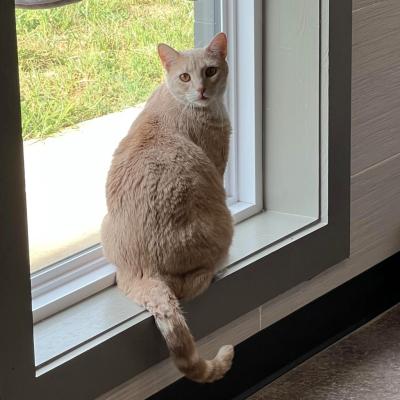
[
  {"x1": 105, "y1": 99, "x2": 222, "y2": 213},
  {"x1": 112, "y1": 85, "x2": 194, "y2": 162},
  {"x1": 111, "y1": 105, "x2": 209, "y2": 175}
]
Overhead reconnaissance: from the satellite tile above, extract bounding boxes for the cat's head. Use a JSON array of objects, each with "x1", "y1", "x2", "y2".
[{"x1": 158, "y1": 33, "x2": 228, "y2": 107}]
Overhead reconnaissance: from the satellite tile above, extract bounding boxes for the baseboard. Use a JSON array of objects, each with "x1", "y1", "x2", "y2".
[{"x1": 149, "y1": 251, "x2": 400, "y2": 400}]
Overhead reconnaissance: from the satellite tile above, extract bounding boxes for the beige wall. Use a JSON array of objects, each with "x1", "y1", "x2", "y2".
[{"x1": 98, "y1": 1, "x2": 400, "y2": 398}]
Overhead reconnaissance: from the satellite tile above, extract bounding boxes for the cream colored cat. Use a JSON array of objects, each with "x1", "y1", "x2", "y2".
[{"x1": 101, "y1": 33, "x2": 234, "y2": 383}]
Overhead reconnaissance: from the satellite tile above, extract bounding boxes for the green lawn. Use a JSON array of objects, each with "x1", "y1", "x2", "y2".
[{"x1": 16, "y1": 0, "x2": 194, "y2": 140}]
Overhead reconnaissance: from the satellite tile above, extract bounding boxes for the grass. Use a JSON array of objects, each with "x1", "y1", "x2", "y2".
[{"x1": 16, "y1": 0, "x2": 194, "y2": 140}]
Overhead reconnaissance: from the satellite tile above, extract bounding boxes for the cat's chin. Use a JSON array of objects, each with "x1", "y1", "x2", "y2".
[{"x1": 191, "y1": 98, "x2": 213, "y2": 108}]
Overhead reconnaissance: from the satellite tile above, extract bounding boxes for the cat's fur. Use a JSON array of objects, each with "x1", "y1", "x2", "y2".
[{"x1": 101, "y1": 33, "x2": 234, "y2": 383}]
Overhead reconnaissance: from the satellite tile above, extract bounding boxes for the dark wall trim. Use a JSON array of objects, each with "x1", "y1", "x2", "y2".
[
  {"x1": 0, "y1": 2, "x2": 36, "y2": 399},
  {"x1": 150, "y1": 252, "x2": 400, "y2": 400}
]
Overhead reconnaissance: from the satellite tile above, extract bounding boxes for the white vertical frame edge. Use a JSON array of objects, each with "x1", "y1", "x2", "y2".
[
  {"x1": 320, "y1": 0, "x2": 329, "y2": 222},
  {"x1": 222, "y1": 0, "x2": 263, "y2": 223}
]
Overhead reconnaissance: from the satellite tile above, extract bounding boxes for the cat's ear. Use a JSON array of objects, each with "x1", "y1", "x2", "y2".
[
  {"x1": 158, "y1": 43, "x2": 180, "y2": 70},
  {"x1": 206, "y1": 32, "x2": 227, "y2": 59}
]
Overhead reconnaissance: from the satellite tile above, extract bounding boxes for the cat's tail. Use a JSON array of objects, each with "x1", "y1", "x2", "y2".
[{"x1": 125, "y1": 276, "x2": 234, "y2": 383}]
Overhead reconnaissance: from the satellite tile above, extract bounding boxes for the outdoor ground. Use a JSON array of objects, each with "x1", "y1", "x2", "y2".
[
  {"x1": 16, "y1": 0, "x2": 193, "y2": 140},
  {"x1": 24, "y1": 106, "x2": 142, "y2": 271}
]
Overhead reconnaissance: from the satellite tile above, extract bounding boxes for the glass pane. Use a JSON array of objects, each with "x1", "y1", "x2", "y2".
[{"x1": 16, "y1": 0, "x2": 195, "y2": 272}]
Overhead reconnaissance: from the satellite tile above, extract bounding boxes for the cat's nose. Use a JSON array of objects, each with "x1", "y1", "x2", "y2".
[{"x1": 197, "y1": 87, "x2": 207, "y2": 99}]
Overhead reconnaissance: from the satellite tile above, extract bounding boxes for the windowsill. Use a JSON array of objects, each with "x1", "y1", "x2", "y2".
[{"x1": 34, "y1": 209, "x2": 317, "y2": 374}]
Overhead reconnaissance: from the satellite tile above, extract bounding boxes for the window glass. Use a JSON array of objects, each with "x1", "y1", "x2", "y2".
[{"x1": 16, "y1": 0, "x2": 195, "y2": 272}]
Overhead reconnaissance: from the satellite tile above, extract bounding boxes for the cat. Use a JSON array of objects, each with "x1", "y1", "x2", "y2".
[{"x1": 101, "y1": 32, "x2": 234, "y2": 383}]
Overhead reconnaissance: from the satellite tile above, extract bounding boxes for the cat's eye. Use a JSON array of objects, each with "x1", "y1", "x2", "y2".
[
  {"x1": 179, "y1": 73, "x2": 191, "y2": 82},
  {"x1": 205, "y1": 66, "x2": 218, "y2": 77}
]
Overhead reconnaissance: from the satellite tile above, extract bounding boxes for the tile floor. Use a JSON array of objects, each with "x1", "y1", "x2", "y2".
[{"x1": 249, "y1": 304, "x2": 400, "y2": 400}]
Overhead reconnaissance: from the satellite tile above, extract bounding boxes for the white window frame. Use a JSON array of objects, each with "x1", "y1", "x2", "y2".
[
  {"x1": 30, "y1": 0, "x2": 263, "y2": 323},
  {"x1": 222, "y1": 0, "x2": 263, "y2": 222}
]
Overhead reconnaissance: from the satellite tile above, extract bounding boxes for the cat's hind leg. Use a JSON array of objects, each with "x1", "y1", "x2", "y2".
[{"x1": 171, "y1": 267, "x2": 214, "y2": 301}]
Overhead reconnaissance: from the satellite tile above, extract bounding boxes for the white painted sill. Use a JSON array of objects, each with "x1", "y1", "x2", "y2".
[{"x1": 34, "y1": 209, "x2": 318, "y2": 374}]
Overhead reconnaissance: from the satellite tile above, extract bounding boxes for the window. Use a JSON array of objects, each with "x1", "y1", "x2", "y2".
[
  {"x1": 0, "y1": 1, "x2": 351, "y2": 399},
  {"x1": 20, "y1": 0, "x2": 264, "y2": 323},
  {"x1": 17, "y1": 0, "x2": 209, "y2": 321},
  {"x1": 20, "y1": 1, "x2": 196, "y2": 274}
]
